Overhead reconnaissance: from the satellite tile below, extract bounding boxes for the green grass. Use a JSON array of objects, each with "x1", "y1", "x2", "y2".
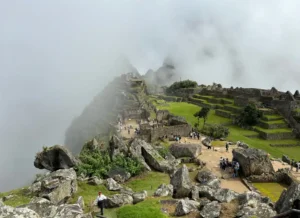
[
  {"x1": 211, "y1": 140, "x2": 227, "y2": 147},
  {"x1": 125, "y1": 171, "x2": 170, "y2": 196},
  {"x1": 156, "y1": 102, "x2": 230, "y2": 127},
  {"x1": 252, "y1": 183, "x2": 287, "y2": 202},
  {"x1": 254, "y1": 126, "x2": 292, "y2": 133},
  {"x1": 0, "y1": 187, "x2": 31, "y2": 207},
  {"x1": 117, "y1": 197, "x2": 168, "y2": 218},
  {"x1": 264, "y1": 114, "x2": 283, "y2": 120},
  {"x1": 226, "y1": 125, "x2": 300, "y2": 159},
  {"x1": 260, "y1": 119, "x2": 286, "y2": 124},
  {"x1": 293, "y1": 108, "x2": 300, "y2": 113}
]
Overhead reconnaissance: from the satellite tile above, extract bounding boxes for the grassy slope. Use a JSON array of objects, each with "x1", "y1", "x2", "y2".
[
  {"x1": 252, "y1": 183, "x2": 287, "y2": 202},
  {"x1": 0, "y1": 187, "x2": 31, "y2": 207},
  {"x1": 154, "y1": 101, "x2": 300, "y2": 159}
]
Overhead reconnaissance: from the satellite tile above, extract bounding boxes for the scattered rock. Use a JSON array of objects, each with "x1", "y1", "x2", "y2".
[
  {"x1": 106, "y1": 178, "x2": 122, "y2": 191},
  {"x1": 55, "y1": 203, "x2": 92, "y2": 218},
  {"x1": 31, "y1": 168, "x2": 77, "y2": 204},
  {"x1": 201, "y1": 138, "x2": 211, "y2": 147},
  {"x1": 170, "y1": 143, "x2": 201, "y2": 158},
  {"x1": 198, "y1": 185, "x2": 216, "y2": 200},
  {"x1": 77, "y1": 196, "x2": 84, "y2": 209},
  {"x1": 106, "y1": 194, "x2": 133, "y2": 208},
  {"x1": 237, "y1": 202, "x2": 276, "y2": 218},
  {"x1": 0, "y1": 205, "x2": 41, "y2": 218},
  {"x1": 108, "y1": 168, "x2": 131, "y2": 183},
  {"x1": 120, "y1": 187, "x2": 134, "y2": 195},
  {"x1": 18, "y1": 197, "x2": 57, "y2": 218},
  {"x1": 175, "y1": 199, "x2": 200, "y2": 216},
  {"x1": 237, "y1": 141, "x2": 249, "y2": 149},
  {"x1": 132, "y1": 191, "x2": 147, "y2": 204},
  {"x1": 34, "y1": 145, "x2": 78, "y2": 171},
  {"x1": 200, "y1": 201, "x2": 221, "y2": 218},
  {"x1": 232, "y1": 148, "x2": 274, "y2": 177},
  {"x1": 154, "y1": 184, "x2": 173, "y2": 197},
  {"x1": 171, "y1": 165, "x2": 192, "y2": 198},
  {"x1": 3, "y1": 194, "x2": 15, "y2": 201},
  {"x1": 196, "y1": 168, "x2": 220, "y2": 188},
  {"x1": 109, "y1": 134, "x2": 129, "y2": 158},
  {"x1": 87, "y1": 176, "x2": 103, "y2": 185},
  {"x1": 29, "y1": 181, "x2": 42, "y2": 194},
  {"x1": 214, "y1": 189, "x2": 239, "y2": 203},
  {"x1": 282, "y1": 154, "x2": 291, "y2": 164},
  {"x1": 276, "y1": 182, "x2": 300, "y2": 214}
]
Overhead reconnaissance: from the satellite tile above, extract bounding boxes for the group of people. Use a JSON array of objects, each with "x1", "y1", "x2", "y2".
[
  {"x1": 290, "y1": 159, "x2": 300, "y2": 172},
  {"x1": 219, "y1": 157, "x2": 240, "y2": 177},
  {"x1": 189, "y1": 131, "x2": 200, "y2": 140}
]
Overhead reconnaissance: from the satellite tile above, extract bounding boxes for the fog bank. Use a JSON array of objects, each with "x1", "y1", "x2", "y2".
[{"x1": 1, "y1": 0, "x2": 300, "y2": 191}]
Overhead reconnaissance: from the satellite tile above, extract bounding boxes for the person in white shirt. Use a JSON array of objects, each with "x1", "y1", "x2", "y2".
[{"x1": 96, "y1": 191, "x2": 107, "y2": 215}]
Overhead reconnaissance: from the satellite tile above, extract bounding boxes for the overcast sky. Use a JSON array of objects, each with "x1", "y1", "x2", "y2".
[{"x1": 1, "y1": 0, "x2": 300, "y2": 191}]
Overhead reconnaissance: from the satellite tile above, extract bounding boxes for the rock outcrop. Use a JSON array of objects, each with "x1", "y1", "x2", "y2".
[
  {"x1": 0, "y1": 205, "x2": 41, "y2": 218},
  {"x1": 201, "y1": 138, "x2": 211, "y2": 147},
  {"x1": 34, "y1": 145, "x2": 78, "y2": 171},
  {"x1": 18, "y1": 197, "x2": 57, "y2": 217},
  {"x1": 108, "y1": 134, "x2": 129, "y2": 158},
  {"x1": 200, "y1": 201, "x2": 221, "y2": 218},
  {"x1": 196, "y1": 185, "x2": 239, "y2": 203},
  {"x1": 87, "y1": 176, "x2": 103, "y2": 186},
  {"x1": 106, "y1": 178, "x2": 123, "y2": 191},
  {"x1": 106, "y1": 194, "x2": 133, "y2": 208},
  {"x1": 170, "y1": 143, "x2": 201, "y2": 158},
  {"x1": 276, "y1": 182, "x2": 300, "y2": 214},
  {"x1": 107, "y1": 167, "x2": 131, "y2": 183},
  {"x1": 29, "y1": 168, "x2": 77, "y2": 204},
  {"x1": 132, "y1": 191, "x2": 147, "y2": 204},
  {"x1": 174, "y1": 198, "x2": 200, "y2": 216},
  {"x1": 130, "y1": 139, "x2": 177, "y2": 173},
  {"x1": 196, "y1": 168, "x2": 219, "y2": 188},
  {"x1": 171, "y1": 165, "x2": 192, "y2": 198},
  {"x1": 154, "y1": 184, "x2": 173, "y2": 197},
  {"x1": 232, "y1": 148, "x2": 274, "y2": 177}
]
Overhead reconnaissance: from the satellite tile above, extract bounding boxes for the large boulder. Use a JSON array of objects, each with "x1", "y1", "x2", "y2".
[
  {"x1": 0, "y1": 205, "x2": 41, "y2": 218},
  {"x1": 87, "y1": 176, "x2": 103, "y2": 186},
  {"x1": 54, "y1": 203, "x2": 92, "y2": 218},
  {"x1": 30, "y1": 168, "x2": 77, "y2": 204},
  {"x1": 201, "y1": 138, "x2": 211, "y2": 147},
  {"x1": 34, "y1": 145, "x2": 78, "y2": 171},
  {"x1": 276, "y1": 182, "x2": 300, "y2": 213},
  {"x1": 200, "y1": 201, "x2": 221, "y2": 218},
  {"x1": 196, "y1": 168, "x2": 220, "y2": 188},
  {"x1": 109, "y1": 134, "x2": 129, "y2": 158},
  {"x1": 170, "y1": 143, "x2": 201, "y2": 158},
  {"x1": 232, "y1": 148, "x2": 274, "y2": 177},
  {"x1": 18, "y1": 197, "x2": 57, "y2": 217},
  {"x1": 132, "y1": 191, "x2": 147, "y2": 204},
  {"x1": 106, "y1": 178, "x2": 122, "y2": 191},
  {"x1": 174, "y1": 199, "x2": 200, "y2": 216},
  {"x1": 106, "y1": 194, "x2": 133, "y2": 208},
  {"x1": 171, "y1": 165, "x2": 192, "y2": 198},
  {"x1": 130, "y1": 139, "x2": 176, "y2": 173},
  {"x1": 107, "y1": 167, "x2": 131, "y2": 183},
  {"x1": 154, "y1": 184, "x2": 173, "y2": 197},
  {"x1": 214, "y1": 189, "x2": 239, "y2": 203}
]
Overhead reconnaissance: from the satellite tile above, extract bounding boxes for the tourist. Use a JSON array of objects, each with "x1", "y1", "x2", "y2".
[
  {"x1": 197, "y1": 132, "x2": 200, "y2": 140},
  {"x1": 190, "y1": 132, "x2": 193, "y2": 139},
  {"x1": 297, "y1": 161, "x2": 300, "y2": 172},
  {"x1": 96, "y1": 191, "x2": 107, "y2": 216},
  {"x1": 234, "y1": 162, "x2": 240, "y2": 177},
  {"x1": 225, "y1": 142, "x2": 229, "y2": 152},
  {"x1": 219, "y1": 157, "x2": 223, "y2": 169},
  {"x1": 291, "y1": 159, "x2": 294, "y2": 171},
  {"x1": 128, "y1": 129, "x2": 130, "y2": 135}
]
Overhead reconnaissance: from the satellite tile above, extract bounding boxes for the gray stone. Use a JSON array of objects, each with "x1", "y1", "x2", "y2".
[
  {"x1": 87, "y1": 176, "x2": 103, "y2": 185},
  {"x1": 201, "y1": 138, "x2": 211, "y2": 147},
  {"x1": 154, "y1": 184, "x2": 173, "y2": 197},
  {"x1": 132, "y1": 191, "x2": 147, "y2": 204},
  {"x1": 35, "y1": 168, "x2": 77, "y2": 204},
  {"x1": 77, "y1": 196, "x2": 85, "y2": 209},
  {"x1": 29, "y1": 181, "x2": 42, "y2": 194},
  {"x1": 276, "y1": 182, "x2": 300, "y2": 214},
  {"x1": 196, "y1": 169, "x2": 220, "y2": 189},
  {"x1": 232, "y1": 148, "x2": 274, "y2": 177},
  {"x1": 214, "y1": 189, "x2": 239, "y2": 203},
  {"x1": 174, "y1": 199, "x2": 200, "y2": 216},
  {"x1": 237, "y1": 141, "x2": 249, "y2": 149},
  {"x1": 168, "y1": 116, "x2": 188, "y2": 125},
  {"x1": 200, "y1": 201, "x2": 221, "y2": 218},
  {"x1": 106, "y1": 194, "x2": 133, "y2": 208},
  {"x1": 109, "y1": 134, "x2": 129, "y2": 157},
  {"x1": 198, "y1": 185, "x2": 216, "y2": 200},
  {"x1": 54, "y1": 203, "x2": 93, "y2": 218},
  {"x1": 106, "y1": 178, "x2": 122, "y2": 191},
  {"x1": 18, "y1": 197, "x2": 57, "y2": 218},
  {"x1": 130, "y1": 139, "x2": 177, "y2": 173},
  {"x1": 120, "y1": 187, "x2": 134, "y2": 195},
  {"x1": 34, "y1": 145, "x2": 78, "y2": 171},
  {"x1": 0, "y1": 205, "x2": 41, "y2": 218},
  {"x1": 282, "y1": 154, "x2": 291, "y2": 164},
  {"x1": 3, "y1": 194, "x2": 15, "y2": 201},
  {"x1": 0, "y1": 198, "x2": 4, "y2": 206},
  {"x1": 171, "y1": 165, "x2": 192, "y2": 198},
  {"x1": 237, "y1": 202, "x2": 276, "y2": 218},
  {"x1": 107, "y1": 168, "x2": 131, "y2": 183},
  {"x1": 170, "y1": 143, "x2": 201, "y2": 158},
  {"x1": 206, "y1": 179, "x2": 221, "y2": 189}
]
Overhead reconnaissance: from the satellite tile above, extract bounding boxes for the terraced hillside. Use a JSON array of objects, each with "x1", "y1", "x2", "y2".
[{"x1": 149, "y1": 94, "x2": 300, "y2": 160}]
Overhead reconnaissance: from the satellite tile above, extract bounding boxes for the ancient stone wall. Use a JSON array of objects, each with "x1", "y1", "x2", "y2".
[
  {"x1": 156, "y1": 110, "x2": 169, "y2": 122},
  {"x1": 150, "y1": 124, "x2": 192, "y2": 142},
  {"x1": 256, "y1": 130, "x2": 295, "y2": 140},
  {"x1": 258, "y1": 121, "x2": 287, "y2": 129},
  {"x1": 227, "y1": 88, "x2": 262, "y2": 98}
]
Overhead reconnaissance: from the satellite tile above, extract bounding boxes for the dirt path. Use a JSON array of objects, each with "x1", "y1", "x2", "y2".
[
  {"x1": 272, "y1": 160, "x2": 300, "y2": 181},
  {"x1": 119, "y1": 119, "x2": 139, "y2": 139}
]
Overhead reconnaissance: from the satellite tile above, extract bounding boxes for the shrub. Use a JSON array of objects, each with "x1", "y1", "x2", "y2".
[
  {"x1": 201, "y1": 124, "x2": 229, "y2": 139},
  {"x1": 75, "y1": 150, "x2": 143, "y2": 178},
  {"x1": 236, "y1": 104, "x2": 262, "y2": 127},
  {"x1": 166, "y1": 80, "x2": 197, "y2": 94}
]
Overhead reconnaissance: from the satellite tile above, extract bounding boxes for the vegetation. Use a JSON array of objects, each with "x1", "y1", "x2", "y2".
[
  {"x1": 236, "y1": 104, "x2": 262, "y2": 127},
  {"x1": 76, "y1": 150, "x2": 143, "y2": 178},
  {"x1": 194, "y1": 107, "x2": 210, "y2": 127},
  {"x1": 117, "y1": 198, "x2": 168, "y2": 218},
  {"x1": 252, "y1": 183, "x2": 287, "y2": 202},
  {"x1": 201, "y1": 124, "x2": 229, "y2": 139},
  {"x1": 166, "y1": 80, "x2": 197, "y2": 94},
  {"x1": 0, "y1": 187, "x2": 32, "y2": 207}
]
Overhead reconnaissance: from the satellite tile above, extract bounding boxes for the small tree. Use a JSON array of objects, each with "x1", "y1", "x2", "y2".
[
  {"x1": 194, "y1": 107, "x2": 210, "y2": 127},
  {"x1": 237, "y1": 104, "x2": 262, "y2": 126}
]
